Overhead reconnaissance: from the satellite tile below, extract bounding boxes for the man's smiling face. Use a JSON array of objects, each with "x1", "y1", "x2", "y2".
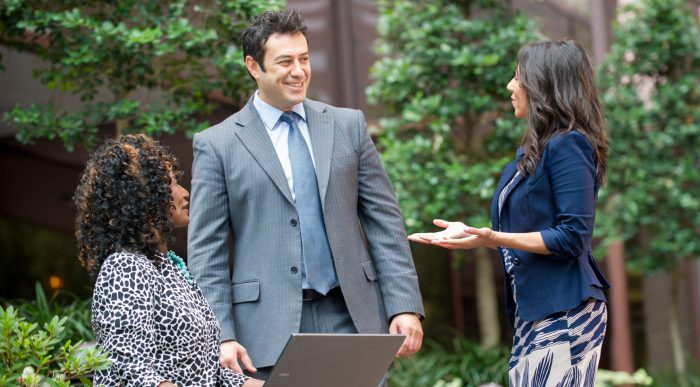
[{"x1": 247, "y1": 32, "x2": 311, "y2": 111}]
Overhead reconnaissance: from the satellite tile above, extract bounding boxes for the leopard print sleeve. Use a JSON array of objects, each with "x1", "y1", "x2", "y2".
[
  {"x1": 219, "y1": 367, "x2": 252, "y2": 386},
  {"x1": 92, "y1": 251, "x2": 250, "y2": 386},
  {"x1": 92, "y1": 252, "x2": 166, "y2": 386}
]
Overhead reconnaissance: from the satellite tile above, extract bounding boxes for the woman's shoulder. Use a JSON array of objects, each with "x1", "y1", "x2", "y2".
[
  {"x1": 98, "y1": 251, "x2": 161, "y2": 279},
  {"x1": 539, "y1": 130, "x2": 596, "y2": 175},
  {"x1": 545, "y1": 130, "x2": 594, "y2": 156},
  {"x1": 93, "y1": 251, "x2": 164, "y2": 301},
  {"x1": 548, "y1": 129, "x2": 590, "y2": 145}
]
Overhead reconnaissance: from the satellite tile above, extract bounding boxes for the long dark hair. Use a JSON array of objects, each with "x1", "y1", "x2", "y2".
[
  {"x1": 516, "y1": 40, "x2": 608, "y2": 184},
  {"x1": 73, "y1": 134, "x2": 181, "y2": 278}
]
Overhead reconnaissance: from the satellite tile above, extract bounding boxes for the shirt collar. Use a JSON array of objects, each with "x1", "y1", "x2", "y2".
[{"x1": 253, "y1": 90, "x2": 307, "y2": 130}]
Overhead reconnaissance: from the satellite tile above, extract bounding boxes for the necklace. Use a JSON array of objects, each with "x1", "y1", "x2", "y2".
[{"x1": 166, "y1": 250, "x2": 194, "y2": 285}]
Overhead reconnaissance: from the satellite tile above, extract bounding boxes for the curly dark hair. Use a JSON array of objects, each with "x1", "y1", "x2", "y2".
[
  {"x1": 516, "y1": 40, "x2": 609, "y2": 184},
  {"x1": 73, "y1": 134, "x2": 182, "y2": 278},
  {"x1": 242, "y1": 8, "x2": 308, "y2": 74}
]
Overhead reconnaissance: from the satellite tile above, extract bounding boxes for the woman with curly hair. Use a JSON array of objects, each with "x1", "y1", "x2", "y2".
[
  {"x1": 408, "y1": 40, "x2": 610, "y2": 386},
  {"x1": 74, "y1": 134, "x2": 262, "y2": 386}
]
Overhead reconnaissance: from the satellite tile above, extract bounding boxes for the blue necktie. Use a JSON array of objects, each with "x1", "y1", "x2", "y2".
[{"x1": 279, "y1": 112, "x2": 338, "y2": 295}]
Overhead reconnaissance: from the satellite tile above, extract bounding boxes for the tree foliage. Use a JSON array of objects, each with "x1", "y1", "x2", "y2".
[
  {"x1": 596, "y1": 0, "x2": 700, "y2": 272},
  {"x1": 367, "y1": 0, "x2": 539, "y2": 233},
  {"x1": 0, "y1": 0, "x2": 282, "y2": 151}
]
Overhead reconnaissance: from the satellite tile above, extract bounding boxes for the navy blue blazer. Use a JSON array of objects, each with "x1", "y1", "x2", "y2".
[{"x1": 491, "y1": 131, "x2": 610, "y2": 325}]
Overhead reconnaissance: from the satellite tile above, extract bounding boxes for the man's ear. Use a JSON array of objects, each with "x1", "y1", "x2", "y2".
[{"x1": 245, "y1": 56, "x2": 261, "y2": 79}]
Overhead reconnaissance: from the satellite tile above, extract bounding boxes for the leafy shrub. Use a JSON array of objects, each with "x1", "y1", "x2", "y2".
[
  {"x1": 388, "y1": 336, "x2": 509, "y2": 387},
  {"x1": 3, "y1": 282, "x2": 94, "y2": 342},
  {"x1": 0, "y1": 282, "x2": 104, "y2": 385},
  {"x1": 0, "y1": 305, "x2": 109, "y2": 386}
]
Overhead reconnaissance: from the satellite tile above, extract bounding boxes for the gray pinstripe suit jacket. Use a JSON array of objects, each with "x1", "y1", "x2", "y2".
[{"x1": 187, "y1": 97, "x2": 424, "y2": 367}]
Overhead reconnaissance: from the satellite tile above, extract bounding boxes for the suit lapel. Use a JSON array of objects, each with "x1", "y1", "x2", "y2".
[
  {"x1": 234, "y1": 100, "x2": 295, "y2": 206},
  {"x1": 304, "y1": 101, "x2": 334, "y2": 207}
]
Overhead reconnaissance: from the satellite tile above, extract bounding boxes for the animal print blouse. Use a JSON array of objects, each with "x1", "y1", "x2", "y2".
[{"x1": 92, "y1": 251, "x2": 249, "y2": 386}]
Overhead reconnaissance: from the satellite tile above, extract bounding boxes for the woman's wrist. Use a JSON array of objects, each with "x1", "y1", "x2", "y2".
[{"x1": 488, "y1": 231, "x2": 501, "y2": 249}]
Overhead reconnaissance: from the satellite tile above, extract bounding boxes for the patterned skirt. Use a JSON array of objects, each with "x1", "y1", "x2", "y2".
[{"x1": 508, "y1": 297, "x2": 607, "y2": 387}]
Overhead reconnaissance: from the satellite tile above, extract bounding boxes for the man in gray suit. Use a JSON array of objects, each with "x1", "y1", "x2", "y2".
[{"x1": 188, "y1": 9, "x2": 424, "y2": 379}]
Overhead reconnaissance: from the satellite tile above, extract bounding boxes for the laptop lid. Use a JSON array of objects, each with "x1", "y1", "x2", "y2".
[{"x1": 264, "y1": 333, "x2": 405, "y2": 387}]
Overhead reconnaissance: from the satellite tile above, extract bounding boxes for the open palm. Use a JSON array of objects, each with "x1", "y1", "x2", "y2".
[{"x1": 408, "y1": 219, "x2": 495, "y2": 250}]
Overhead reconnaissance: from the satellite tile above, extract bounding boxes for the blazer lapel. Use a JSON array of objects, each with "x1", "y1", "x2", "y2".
[
  {"x1": 234, "y1": 100, "x2": 295, "y2": 206},
  {"x1": 500, "y1": 171, "x2": 525, "y2": 208},
  {"x1": 304, "y1": 101, "x2": 334, "y2": 207},
  {"x1": 491, "y1": 148, "x2": 525, "y2": 228}
]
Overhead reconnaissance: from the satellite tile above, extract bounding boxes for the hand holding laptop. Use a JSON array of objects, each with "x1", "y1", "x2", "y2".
[
  {"x1": 389, "y1": 312, "x2": 424, "y2": 357},
  {"x1": 220, "y1": 340, "x2": 257, "y2": 374}
]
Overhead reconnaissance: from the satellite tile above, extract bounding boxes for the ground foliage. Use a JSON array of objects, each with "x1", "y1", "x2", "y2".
[
  {"x1": 388, "y1": 336, "x2": 509, "y2": 387},
  {"x1": 0, "y1": 283, "x2": 108, "y2": 386}
]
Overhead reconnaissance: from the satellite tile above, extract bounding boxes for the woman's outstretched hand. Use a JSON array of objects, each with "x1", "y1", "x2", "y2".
[
  {"x1": 407, "y1": 219, "x2": 468, "y2": 244},
  {"x1": 408, "y1": 219, "x2": 497, "y2": 250}
]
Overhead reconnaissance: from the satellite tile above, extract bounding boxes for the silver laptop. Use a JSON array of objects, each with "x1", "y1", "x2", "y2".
[{"x1": 264, "y1": 333, "x2": 405, "y2": 387}]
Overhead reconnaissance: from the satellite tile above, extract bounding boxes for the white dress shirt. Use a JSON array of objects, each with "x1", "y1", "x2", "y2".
[{"x1": 253, "y1": 91, "x2": 316, "y2": 201}]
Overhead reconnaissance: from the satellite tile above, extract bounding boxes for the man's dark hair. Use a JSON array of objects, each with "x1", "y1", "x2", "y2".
[{"x1": 242, "y1": 9, "x2": 308, "y2": 72}]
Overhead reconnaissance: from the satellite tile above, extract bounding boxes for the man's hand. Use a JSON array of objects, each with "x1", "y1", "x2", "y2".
[
  {"x1": 242, "y1": 378, "x2": 265, "y2": 387},
  {"x1": 389, "y1": 313, "x2": 423, "y2": 357},
  {"x1": 220, "y1": 340, "x2": 257, "y2": 374}
]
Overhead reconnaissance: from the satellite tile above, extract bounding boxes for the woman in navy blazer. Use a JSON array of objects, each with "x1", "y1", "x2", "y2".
[{"x1": 409, "y1": 40, "x2": 610, "y2": 386}]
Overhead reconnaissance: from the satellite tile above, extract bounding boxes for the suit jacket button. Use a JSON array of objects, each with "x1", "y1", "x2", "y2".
[
  {"x1": 291, "y1": 266, "x2": 298, "y2": 274},
  {"x1": 290, "y1": 219, "x2": 298, "y2": 227},
  {"x1": 513, "y1": 258, "x2": 520, "y2": 266}
]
